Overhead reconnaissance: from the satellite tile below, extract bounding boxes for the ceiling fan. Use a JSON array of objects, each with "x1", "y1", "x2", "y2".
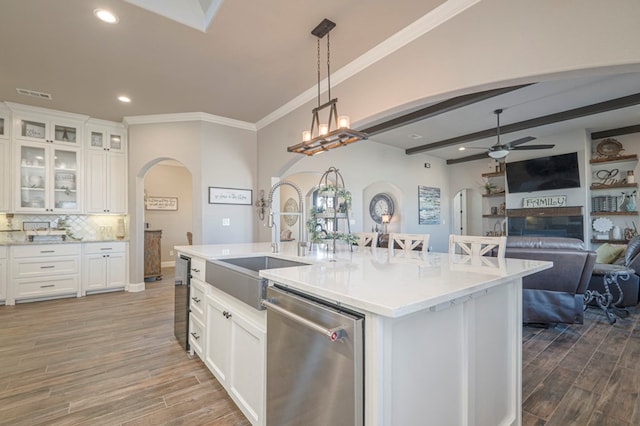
[{"x1": 470, "y1": 109, "x2": 555, "y2": 159}]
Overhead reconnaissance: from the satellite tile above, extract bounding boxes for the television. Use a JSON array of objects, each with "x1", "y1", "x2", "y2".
[{"x1": 505, "y1": 152, "x2": 581, "y2": 194}]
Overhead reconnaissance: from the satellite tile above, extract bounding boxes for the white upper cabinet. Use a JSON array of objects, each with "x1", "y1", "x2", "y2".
[
  {"x1": 85, "y1": 119, "x2": 127, "y2": 214},
  {"x1": 15, "y1": 142, "x2": 82, "y2": 213},
  {"x1": 0, "y1": 105, "x2": 10, "y2": 211},
  {"x1": 10, "y1": 106, "x2": 87, "y2": 146},
  {"x1": 86, "y1": 122, "x2": 127, "y2": 152}
]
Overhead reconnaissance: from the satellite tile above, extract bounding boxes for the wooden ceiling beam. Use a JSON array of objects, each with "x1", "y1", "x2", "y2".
[
  {"x1": 360, "y1": 84, "x2": 532, "y2": 136},
  {"x1": 408, "y1": 92, "x2": 640, "y2": 157}
]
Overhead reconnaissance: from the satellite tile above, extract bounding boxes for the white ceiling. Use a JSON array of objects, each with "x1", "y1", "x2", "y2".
[
  {"x1": 0, "y1": 0, "x2": 445, "y2": 123},
  {"x1": 1, "y1": 0, "x2": 639, "y2": 164},
  {"x1": 371, "y1": 72, "x2": 640, "y2": 162}
]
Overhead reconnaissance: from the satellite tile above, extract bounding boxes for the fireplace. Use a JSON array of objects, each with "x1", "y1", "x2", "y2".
[{"x1": 507, "y1": 206, "x2": 584, "y2": 241}]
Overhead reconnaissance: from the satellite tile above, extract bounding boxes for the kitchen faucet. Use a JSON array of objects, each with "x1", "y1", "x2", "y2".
[{"x1": 266, "y1": 180, "x2": 306, "y2": 256}]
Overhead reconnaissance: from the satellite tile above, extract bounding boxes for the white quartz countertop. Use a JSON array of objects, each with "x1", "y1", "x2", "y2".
[{"x1": 175, "y1": 242, "x2": 552, "y2": 318}]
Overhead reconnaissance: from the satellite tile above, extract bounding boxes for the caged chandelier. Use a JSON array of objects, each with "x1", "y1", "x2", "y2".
[{"x1": 287, "y1": 18, "x2": 367, "y2": 156}]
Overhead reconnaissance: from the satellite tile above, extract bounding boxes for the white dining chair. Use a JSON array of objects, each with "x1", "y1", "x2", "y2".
[
  {"x1": 354, "y1": 232, "x2": 378, "y2": 248},
  {"x1": 449, "y1": 234, "x2": 507, "y2": 258},
  {"x1": 388, "y1": 233, "x2": 429, "y2": 252}
]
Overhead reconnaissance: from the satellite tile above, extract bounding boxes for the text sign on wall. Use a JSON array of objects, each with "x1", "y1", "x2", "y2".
[
  {"x1": 522, "y1": 195, "x2": 567, "y2": 208},
  {"x1": 208, "y1": 187, "x2": 252, "y2": 205}
]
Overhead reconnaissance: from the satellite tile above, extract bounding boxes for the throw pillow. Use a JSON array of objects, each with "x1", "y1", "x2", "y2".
[{"x1": 595, "y1": 243, "x2": 625, "y2": 264}]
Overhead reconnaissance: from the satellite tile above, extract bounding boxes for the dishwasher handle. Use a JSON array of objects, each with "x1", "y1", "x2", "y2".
[{"x1": 261, "y1": 299, "x2": 346, "y2": 342}]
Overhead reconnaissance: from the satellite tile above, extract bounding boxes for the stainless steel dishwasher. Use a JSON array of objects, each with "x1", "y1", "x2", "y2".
[{"x1": 262, "y1": 285, "x2": 364, "y2": 426}]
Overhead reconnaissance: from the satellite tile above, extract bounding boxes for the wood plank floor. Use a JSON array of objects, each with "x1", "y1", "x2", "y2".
[
  {"x1": 2, "y1": 267, "x2": 639, "y2": 425},
  {"x1": 0, "y1": 268, "x2": 249, "y2": 426},
  {"x1": 523, "y1": 305, "x2": 640, "y2": 425}
]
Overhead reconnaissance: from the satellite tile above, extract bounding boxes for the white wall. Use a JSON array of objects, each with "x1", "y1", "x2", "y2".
[
  {"x1": 144, "y1": 163, "x2": 193, "y2": 263},
  {"x1": 128, "y1": 120, "x2": 257, "y2": 286},
  {"x1": 277, "y1": 140, "x2": 451, "y2": 251},
  {"x1": 256, "y1": 0, "x2": 640, "y2": 247}
]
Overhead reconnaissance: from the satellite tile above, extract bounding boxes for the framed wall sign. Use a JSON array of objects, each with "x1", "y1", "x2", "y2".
[
  {"x1": 146, "y1": 196, "x2": 178, "y2": 211},
  {"x1": 209, "y1": 187, "x2": 252, "y2": 205}
]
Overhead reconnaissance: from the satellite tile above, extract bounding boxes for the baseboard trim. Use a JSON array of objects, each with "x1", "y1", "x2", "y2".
[{"x1": 126, "y1": 282, "x2": 146, "y2": 292}]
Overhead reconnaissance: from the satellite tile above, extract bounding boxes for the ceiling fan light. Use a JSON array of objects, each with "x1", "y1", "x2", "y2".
[{"x1": 488, "y1": 149, "x2": 509, "y2": 159}]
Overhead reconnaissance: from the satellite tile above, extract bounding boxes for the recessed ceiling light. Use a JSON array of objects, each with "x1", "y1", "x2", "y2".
[
  {"x1": 458, "y1": 147, "x2": 466, "y2": 151},
  {"x1": 94, "y1": 9, "x2": 119, "y2": 24},
  {"x1": 408, "y1": 134, "x2": 423, "y2": 140},
  {"x1": 118, "y1": 96, "x2": 131, "y2": 103}
]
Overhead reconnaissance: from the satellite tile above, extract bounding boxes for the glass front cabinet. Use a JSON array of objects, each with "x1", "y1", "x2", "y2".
[
  {"x1": 87, "y1": 124, "x2": 126, "y2": 152},
  {"x1": 13, "y1": 111, "x2": 85, "y2": 146},
  {"x1": 16, "y1": 142, "x2": 81, "y2": 213}
]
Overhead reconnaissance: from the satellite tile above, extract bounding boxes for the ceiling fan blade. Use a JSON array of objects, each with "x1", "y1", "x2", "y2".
[
  {"x1": 463, "y1": 146, "x2": 492, "y2": 150},
  {"x1": 446, "y1": 152, "x2": 493, "y2": 164},
  {"x1": 505, "y1": 136, "x2": 536, "y2": 148},
  {"x1": 511, "y1": 144, "x2": 555, "y2": 150}
]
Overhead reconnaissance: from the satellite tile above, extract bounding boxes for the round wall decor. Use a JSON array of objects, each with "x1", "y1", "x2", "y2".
[
  {"x1": 369, "y1": 193, "x2": 394, "y2": 224},
  {"x1": 283, "y1": 197, "x2": 299, "y2": 226}
]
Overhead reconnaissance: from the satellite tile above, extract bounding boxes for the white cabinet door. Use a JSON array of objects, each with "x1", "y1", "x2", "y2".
[
  {"x1": 85, "y1": 150, "x2": 126, "y2": 214},
  {"x1": 16, "y1": 142, "x2": 81, "y2": 213},
  {"x1": 205, "y1": 294, "x2": 231, "y2": 384},
  {"x1": 86, "y1": 150, "x2": 107, "y2": 213},
  {"x1": 83, "y1": 243, "x2": 127, "y2": 292},
  {"x1": 108, "y1": 153, "x2": 127, "y2": 213},
  {"x1": 0, "y1": 139, "x2": 9, "y2": 211},
  {"x1": 85, "y1": 254, "x2": 108, "y2": 290},
  {"x1": 229, "y1": 310, "x2": 265, "y2": 425},
  {"x1": 14, "y1": 112, "x2": 84, "y2": 146},
  {"x1": 204, "y1": 291, "x2": 266, "y2": 425},
  {"x1": 0, "y1": 259, "x2": 6, "y2": 301},
  {"x1": 106, "y1": 252, "x2": 126, "y2": 287},
  {"x1": 86, "y1": 124, "x2": 126, "y2": 152}
]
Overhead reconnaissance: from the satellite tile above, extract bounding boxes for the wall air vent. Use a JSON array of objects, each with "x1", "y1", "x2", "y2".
[{"x1": 16, "y1": 88, "x2": 52, "y2": 100}]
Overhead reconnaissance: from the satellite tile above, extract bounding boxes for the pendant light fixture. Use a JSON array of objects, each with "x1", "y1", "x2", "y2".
[{"x1": 287, "y1": 19, "x2": 367, "y2": 156}]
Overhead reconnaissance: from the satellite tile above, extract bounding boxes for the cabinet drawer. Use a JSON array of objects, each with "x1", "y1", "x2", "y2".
[
  {"x1": 0, "y1": 246, "x2": 6, "y2": 259},
  {"x1": 190, "y1": 279, "x2": 206, "y2": 319},
  {"x1": 189, "y1": 313, "x2": 205, "y2": 357},
  {"x1": 13, "y1": 257, "x2": 79, "y2": 278},
  {"x1": 15, "y1": 275, "x2": 79, "y2": 299},
  {"x1": 12, "y1": 244, "x2": 80, "y2": 258},
  {"x1": 190, "y1": 257, "x2": 206, "y2": 281},
  {"x1": 84, "y1": 242, "x2": 126, "y2": 255}
]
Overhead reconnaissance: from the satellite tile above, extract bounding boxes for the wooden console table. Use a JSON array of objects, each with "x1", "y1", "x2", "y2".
[{"x1": 144, "y1": 229, "x2": 162, "y2": 281}]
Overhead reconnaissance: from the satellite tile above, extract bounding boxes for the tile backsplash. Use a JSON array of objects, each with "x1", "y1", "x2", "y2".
[{"x1": 1, "y1": 214, "x2": 128, "y2": 243}]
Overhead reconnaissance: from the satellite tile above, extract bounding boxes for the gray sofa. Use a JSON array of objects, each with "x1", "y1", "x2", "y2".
[{"x1": 505, "y1": 236, "x2": 596, "y2": 325}]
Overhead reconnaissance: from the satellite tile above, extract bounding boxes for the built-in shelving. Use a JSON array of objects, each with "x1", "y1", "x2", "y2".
[
  {"x1": 591, "y1": 211, "x2": 639, "y2": 216},
  {"x1": 481, "y1": 171, "x2": 505, "y2": 178},
  {"x1": 591, "y1": 183, "x2": 638, "y2": 190},
  {"x1": 482, "y1": 192, "x2": 506, "y2": 198},
  {"x1": 590, "y1": 154, "x2": 638, "y2": 164},
  {"x1": 591, "y1": 239, "x2": 630, "y2": 244}
]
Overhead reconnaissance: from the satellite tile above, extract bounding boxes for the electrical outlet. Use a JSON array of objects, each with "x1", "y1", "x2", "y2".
[
  {"x1": 169, "y1": 250, "x2": 174, "y2": 256},
  {"x1": 222, "y1": 218, "x2": 230, "y2": 226}
]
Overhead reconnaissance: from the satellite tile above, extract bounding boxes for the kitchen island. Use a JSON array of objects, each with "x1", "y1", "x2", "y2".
[{"x1": 175, "y1": 242, "x2": 551, "y2": 426}]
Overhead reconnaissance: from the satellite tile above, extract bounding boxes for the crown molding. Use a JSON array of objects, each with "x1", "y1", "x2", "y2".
[
  {"x1": 123, "y1": 111, "x2": 256, "y2": 131},
  {"x1": 255, "y1": 0, "x2": 481, "y2": 131}
]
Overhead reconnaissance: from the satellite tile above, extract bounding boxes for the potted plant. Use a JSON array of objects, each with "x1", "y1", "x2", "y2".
[{"x1": 483, "y1": 180, "x2": 496, "y2": 195}]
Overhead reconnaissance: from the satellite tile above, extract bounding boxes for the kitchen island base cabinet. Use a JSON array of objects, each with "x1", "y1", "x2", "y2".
[
  {"x1": 366, "y1": 279, "x2": 522, "y2": 426},
  {"x1": 205, "y1": 288, "x2": 265, "y2": 426}
]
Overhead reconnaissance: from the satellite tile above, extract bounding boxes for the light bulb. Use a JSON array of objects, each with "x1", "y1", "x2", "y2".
[
  {"x1": 338, "y1": 115, "x2": 350, "y2": 128},
  {"x1": 319, "y1": 124, "x2": 329, "y2": 136},
  {"x1": 302, "y1": 131, "x2": 311, "y2": 142}
]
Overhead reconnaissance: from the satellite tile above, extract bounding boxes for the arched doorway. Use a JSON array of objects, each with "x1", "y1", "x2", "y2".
[{"x1": 132, "y1": 157, "x2": 193, "y2": 288}]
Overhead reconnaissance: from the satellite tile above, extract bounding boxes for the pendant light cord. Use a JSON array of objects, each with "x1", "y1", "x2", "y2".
[
  {"x1": 327, "y1": 32, "x2": 331, "y2": 102},
  {"x1": 316, "y1": 38, "x2": 321, "y2": 108}
]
